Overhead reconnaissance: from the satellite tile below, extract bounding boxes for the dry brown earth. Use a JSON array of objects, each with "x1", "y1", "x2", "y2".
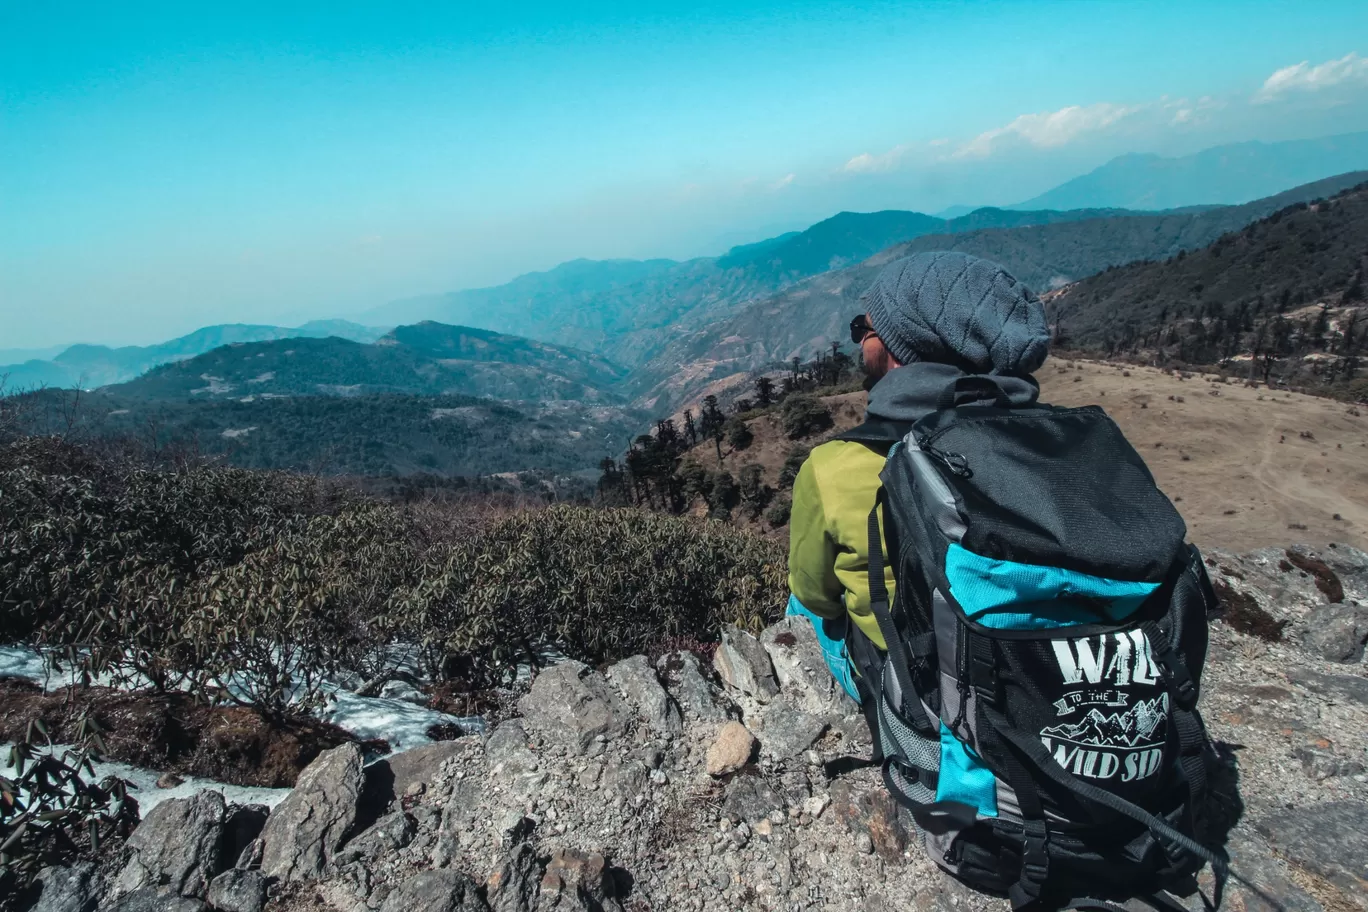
[{"x1": 703, "y1": 359, "x2": 1368, "y2": 553}]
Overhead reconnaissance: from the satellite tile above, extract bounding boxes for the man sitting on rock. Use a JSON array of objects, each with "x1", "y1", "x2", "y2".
[{"x1": 785, "y1": 250, "x2": 1052, "y2": 702}]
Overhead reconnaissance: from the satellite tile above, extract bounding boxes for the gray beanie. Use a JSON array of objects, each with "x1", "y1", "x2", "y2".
[{"x1": 860, "y1": 251, "x2": 1050, "y2": 374}]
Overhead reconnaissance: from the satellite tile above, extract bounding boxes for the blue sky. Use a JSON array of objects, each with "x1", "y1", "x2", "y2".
[{"x1": 4, "y1": 1, "x2": 1368, "y2": 349}]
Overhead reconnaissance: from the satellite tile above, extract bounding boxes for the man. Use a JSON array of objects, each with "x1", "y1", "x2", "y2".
[{"x1": 785, "y1": 250, "x2": 1051, "y2": 700}]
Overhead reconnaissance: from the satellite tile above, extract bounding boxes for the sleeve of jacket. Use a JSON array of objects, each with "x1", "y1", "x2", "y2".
[{"x1": 786, "y1": 454, "x2": 844, "y2": 620}]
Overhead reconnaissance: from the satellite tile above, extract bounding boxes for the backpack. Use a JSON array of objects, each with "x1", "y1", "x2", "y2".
[{"x1": 839, "y1": 375, "x2": 1234, "y2": 912}]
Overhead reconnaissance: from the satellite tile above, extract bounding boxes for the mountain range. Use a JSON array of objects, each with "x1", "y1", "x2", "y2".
[
  {"x1": 627, "y1": 170, "x2": 1368, "y2": 410},
  {"x1": 0, "y1": 320, "x2": 389, "y2": 392},
  {"x1": 1011, "y1": 131, "x2": 1368, "y2": 211}
]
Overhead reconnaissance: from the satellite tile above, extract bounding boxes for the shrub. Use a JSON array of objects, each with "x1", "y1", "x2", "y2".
[
  {"x1": 777, "y1": 448, "x2": 809, "y2": 489},
  {"x1": 764, "y1": 497, "x2": 792, "y2": 528},
  {"x1": 725, "y1": 417, "x2": 754, "y2": 451},
  {"x1": 780, "y1": 395, "x2": 832, "y2": 439},
  {"x1": 737, "y1": 464, "x2": 772, "y2": 519}
]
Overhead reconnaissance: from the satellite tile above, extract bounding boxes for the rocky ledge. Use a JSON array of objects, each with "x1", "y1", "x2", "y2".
[{"x1": 20, "y1": 545, "x2": 1368, "y2": 912}]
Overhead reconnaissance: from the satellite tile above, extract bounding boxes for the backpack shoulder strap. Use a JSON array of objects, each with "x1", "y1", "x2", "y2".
[{"x1": 836, "y1": 417, "x2": 914, "y2": 446}]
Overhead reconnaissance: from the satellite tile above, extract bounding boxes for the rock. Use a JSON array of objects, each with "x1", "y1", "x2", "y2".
[
  {"x1": 1215, "y1": 830, "x2": 1325, "y2": 912},
  {"x1": 755, "y1": 699, "x2": 827, "y2": 761},
  {"x1": 257, "y1": 742, "x2": 365, "y2": 882},
  {"x1": 829, "y1": 779, "x2": 915, "y2": 861},
  {"x1": 760, "y1": 618, "x2": 859, "y2": 716},
  {"x1": 539, "y1": 848, "x2": 623, "y2": 911},
  {"x1": 1286, "y1": 668, "x2": 1368, "y2": 705},
  {"x1": 378, "y1": 870, "x2": 488, "y2": 912},
  {"x1": 113, "y1": 790, "x2": 227, "y2": 899},
  {"x1": 155, "y1": 773, "x2": 184, "y2": 789},
  {"x1": 107, "y1": 888, "x2": 207, "y2": 912},
  {"x1": 485, "y1": 720, "x2": 538, "y2": 775},
  {"x1": 706, "y1": 721, "x2": 756, "y2": 776},
  {"x1": 656, "y1": 651, "x2": 730, "y2": 722},
  {"x1": 721, "y1": 773, "x2": 785, "y2": 824},
  {"x1": 606, "y1": 655, "x2": 682, "y2": 733},
  {"x1": 1254, "y1": 801, "x2": 1368, "y2": 896},
  {"x1": 336, "y1": 810, "x2": 415, "y2": 863},
  {"x1": 486, "y1": 843, "x2": 544, "y2": 912},
  {"x1": 379, "y1": 679, "x2": 428, "y2": 704},
  {"x1": 517, "y1": 661, "x2": 627, "y2": 753},
  {"x1": 32, "y1": 863, "x2": 96, "y2": 912},
  {"x1": 1299, "y1": 604, "x2": 1368, "y2": 663},
  {"x1": 1294, "y1": 745, "x2": 1366, "y2": 781},
  {"x1": 379, "y1": 740, "x2": 468, "y2": 804},
  {"x1": 604, "y1": 759, "x2": 650, "y2": 796},
  {"x1": 713, "y1": 626, "x2": 779, "y2": 703},
  {"x1": 205, "y1": 870, "x2": 267, "y2": 912}
]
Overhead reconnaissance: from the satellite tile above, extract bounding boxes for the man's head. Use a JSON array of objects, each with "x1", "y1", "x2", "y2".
[
  {"x1": 857, "y1": 251, "x2": 1050, "y2": 379},
  {"x1": 849, "y1": 312, "x2": 901, "y2": 382}
]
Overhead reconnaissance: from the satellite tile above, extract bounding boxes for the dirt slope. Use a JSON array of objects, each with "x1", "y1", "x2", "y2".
[{"x1": 705, "y1": 360, "x2": 1368, "y2": 553}]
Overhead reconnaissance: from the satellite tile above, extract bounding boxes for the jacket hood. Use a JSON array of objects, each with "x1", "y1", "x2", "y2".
[{"x1": 864, "y1": 361, "x2": 1040, "y2": 425}]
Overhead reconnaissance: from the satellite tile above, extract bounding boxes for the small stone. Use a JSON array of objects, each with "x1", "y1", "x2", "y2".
[
  {"x1": 753, "y1": 819, "x2": 773, "y2": 839},
  {"x1": 856, "y1": 833, "x2": 874, "y2": 855},
  {"x1": 206, "y1": 870, "x2": 267, "y2": 912},
  {"x1": 706, "y1": 722, "x2": 757, "y2": 777},
  {"x1": 803, "y1": 795, "x2": 830, "y2": 819}
]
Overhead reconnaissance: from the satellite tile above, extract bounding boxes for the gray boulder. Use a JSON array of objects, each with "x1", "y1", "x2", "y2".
[
  {"x1": 113, "y1": 790, "x2": 227, "y2": 899},
  {"x1": 376, "y1": 740, "x2": 468, "y2": 804},
  {"x1": 486, "y1": 843, "x2": 543, "y2": 912},
  {"x1": 760, "y1": 617, "x2": 859, "y2": 716},
  {"x1": 205, "y1": 870, "x2": 267, "y2": 912},
  {"x1": 755, "y1": 698, "x2": 828, "y2": 761},
  {"x1": 713, "y1": 626, "x2": 779, "y2": 703},
  {"x1": 257, "y1": 742, "x2": 365, "y2": 882},
  {"x1": 656, "y1": 651, "x2": 729, "y2": 722},
  {"x1": 606, "y1": 655, "x2": 681, "y2": 733},
  {"x1": 107, "y1": 888, "x2": 206, "y2": 912},
  {"x1": 1254, "y1": 801, "x2": 1368, "y2": 896},
  {"x1": 517, "y1": 661, "x2": 627, "y2": 753},
  {"x1": 335, "y1": 810, "x2": 415, "y2": 864},
  {"x1": 1300, "y1": 604, "x2": 1368, "y2": 663},
  {"x1": 32, "y1": 863, "x2": 96, "y2": 912},
  {"x1": 377, "y1": 870, "x2": 488, "y2": 912}
]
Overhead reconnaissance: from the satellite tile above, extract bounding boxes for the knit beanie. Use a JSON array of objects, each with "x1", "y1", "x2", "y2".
[{"x1": 860, "y1": 251, "x2": 1050, "y2": 374}]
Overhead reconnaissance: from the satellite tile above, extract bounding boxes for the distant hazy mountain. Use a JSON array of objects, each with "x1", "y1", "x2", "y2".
[
  {"x1": 631, "y1": 170, "x2": 1368, "y2": 411},
  {"x1": 0, "y1": 320, "x2": 389, "y2": 391},
  {"x1": 111, "y1": 321, "x2": 627, "y2": 404},
  {"x1": 1013, "y1": 132, "x2": 1368, "y2": 211}
]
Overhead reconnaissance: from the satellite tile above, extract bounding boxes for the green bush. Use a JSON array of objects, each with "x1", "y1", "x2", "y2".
[
  {"x1": 1, "y1": 438, "x2": 788, "y2": 705},
  {"x1": 780, "y1": 394, "x2": 832, "y2": 439},
  {"x1": 764, "y1": 496, "x2": 792, "y2": 528},
  {"x1": 725, "y1": 417, "x2": 754, "y2": 451},
  {"x1": 777, "y1": 447, "x2": 810, "y2": 488}
]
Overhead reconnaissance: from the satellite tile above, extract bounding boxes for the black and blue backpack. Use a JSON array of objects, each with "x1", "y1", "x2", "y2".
[{"x1": 839, "y1": 375, "x2": 1237, "y2": 912}]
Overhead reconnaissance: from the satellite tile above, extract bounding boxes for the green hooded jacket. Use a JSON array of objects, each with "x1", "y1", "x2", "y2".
[{"x1": 786, "y1": 363, "x2": 1042, "y2": 652}]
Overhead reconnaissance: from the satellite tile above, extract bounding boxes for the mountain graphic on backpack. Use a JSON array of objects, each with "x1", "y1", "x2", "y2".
[
  {"x1": 837, "y1": 376, "x2": 1235, "y2": 911},
  {"x1": 1041, "y1": 695, "x2": 1169, "y2": 749}
]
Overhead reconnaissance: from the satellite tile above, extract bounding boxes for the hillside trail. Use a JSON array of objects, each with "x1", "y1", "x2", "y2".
[{"x1": 1253, "y1": 418, "x2": 1368, "y2": 532}]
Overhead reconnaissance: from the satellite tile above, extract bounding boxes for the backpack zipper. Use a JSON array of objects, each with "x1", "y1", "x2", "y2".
[{"x1": 916, "y1": 436, "x2": 971, "y2": 477}]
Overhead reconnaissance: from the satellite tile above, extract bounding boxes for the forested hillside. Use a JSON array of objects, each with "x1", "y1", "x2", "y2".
[
  {"x1": 1047, "y1": 180, "x2": 1368, "y2": 397},
  {"x1": 109, "y1": 323, "x2": 627, "y2": 403},
  {"x1": 12, "y1": 388, "x2": 648, "y2": 481}
]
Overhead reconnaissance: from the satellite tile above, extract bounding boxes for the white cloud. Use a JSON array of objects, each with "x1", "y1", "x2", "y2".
[
  {"x1": 842, "y1": 144, "x2": 914, "y2": 173},
  {"x1": 1255, "y1": 52, "x2": 1368, "y2": 103},
  {"x1": 954, "y1": 102, "x2": 1141, "y2": 159},
  {"x1": 771, "y1": 173, "x2": 796, "y2": 190}
]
